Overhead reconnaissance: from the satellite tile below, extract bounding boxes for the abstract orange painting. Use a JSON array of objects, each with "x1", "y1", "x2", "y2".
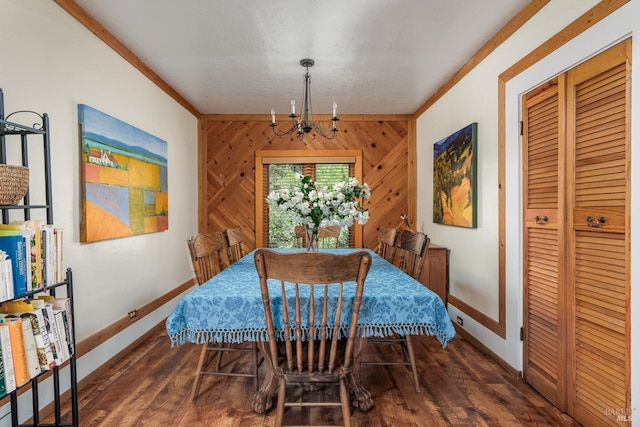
[{"x1": 79, "y1": 105, "x2": 168, "y2": 242}]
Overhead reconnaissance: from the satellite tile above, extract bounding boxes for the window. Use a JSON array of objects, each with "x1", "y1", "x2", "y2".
[
  {"x1": 255, "y1": 150, "x2": 364, "y2": 248},
  {"x1": 267, "y1": 163, "x2": 351, "y2": 248}
]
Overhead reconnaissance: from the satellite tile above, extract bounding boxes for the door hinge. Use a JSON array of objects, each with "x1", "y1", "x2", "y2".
[
  {"x1": 520, "y1": 326, "x2": 524, "y2": 341},
  {"x1": 519, "y1": 121, "x2": 524, "y2": 136}
]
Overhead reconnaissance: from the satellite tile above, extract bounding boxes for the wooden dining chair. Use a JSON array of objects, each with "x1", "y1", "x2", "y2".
[
  {"x1": 398, "y1": 230, "x2": 429, "y2": 281},
  {"x1": 362, "y1": 229, "x2": 429, "y2": 392},
  {"x1": 376, "y1": 227, "x2": 397, "y2": 263},
  {"x1": 317, "y1": 225, "x2": 341, "y2": 248},
  {"x1": 188, "y1": 232, "x2": 226, "y2": 285},
  {"x1": 187, "y1": 232, "x2": 260, "y2": 401},
  {"x1": 223, "y1": 226, "x2": 245, "y2": 264},
  {"x1": 294, "y1": 224, "x2": 307, "y2": 248},
  {"x1": 254, "y1": 249, "x2": 372, "y2": 427}
]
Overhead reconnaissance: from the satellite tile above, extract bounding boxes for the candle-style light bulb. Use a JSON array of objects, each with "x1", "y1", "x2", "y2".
[
  {"x1": 291, "y1": 99, "x2": 296, "y2": 115},
  {"x1": 332, "y1": 102, "x2": 337, "y2": 118},
  {"x1": 271, "y1": 108, "x2": 276, "y2": 124}
]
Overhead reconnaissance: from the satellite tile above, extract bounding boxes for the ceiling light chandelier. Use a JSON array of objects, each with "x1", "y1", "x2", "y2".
[{"x1": 270, "y1": 58, "x2": 338, "y2": 141}]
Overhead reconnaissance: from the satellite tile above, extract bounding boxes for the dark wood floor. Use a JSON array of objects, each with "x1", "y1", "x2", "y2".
[{"x1": 56, "y1": 328, "x2": 582, "y2": 426}]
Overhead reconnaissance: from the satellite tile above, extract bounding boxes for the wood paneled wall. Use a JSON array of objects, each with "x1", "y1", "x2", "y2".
[{"x1": 199, "y1": 114, "x2": 415, "y2": 251}]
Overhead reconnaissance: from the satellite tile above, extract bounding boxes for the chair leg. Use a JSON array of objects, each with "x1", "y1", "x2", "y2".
[
  {"x1": 252, "y1": 342, "x2": 260, "y2": 391},
  {"x1": 275, "y1": 379, "x2": 286, "y2": 427},
  {"x1": 191, "y1": 344, "x2": 209, "y2": 402},
  {"x1": 404, "y1": 335, "x2": 420, "y2": 392},
  {"x1": 339, "y1": 378, "x2": 352, "y2": 427}
]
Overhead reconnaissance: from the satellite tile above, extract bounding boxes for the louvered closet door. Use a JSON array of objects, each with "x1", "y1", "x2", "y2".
[
  {"x1": 522, "y1": 78, "x2": 567, "y2": 409},
  {"x1": 565, "y1": 41, "x2": 630, "y2": 427}
]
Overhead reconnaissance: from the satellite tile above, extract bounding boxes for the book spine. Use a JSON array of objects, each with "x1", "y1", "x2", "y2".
[
  {"x1": 0, "y1": 236, "x2": 28, "y2": 297},
  {"x1": 54, "y1": 228, "x2": 64, "y2": 283},
  {"x1": 18, "y1": 234, "x2": 32, "y2": 295},
  {"x1": 0, "y1": 323, "x2": 17, "y2": 393},
  {"x1": 60, "y1": 311, "x2": 74, "y2": 356},
  {"x1": 41, "y1": 304, "x2": 64, "y2": 365},
  {"x1": 4, "y1": 260, "x2": 14, "y2": 301},
  {"x1": 0, "y1": 255, "x2": 8, "y2": 303},
  {"x1": 20, "y1": 317, "x2": 41, "y2": 378},
  {"x1": 0, "y1": 340, "x2": 6, "y2": 398},
  {"x1": 53, "y1": 312, "x2": 70, "y2": 361},
  {"x1": 41, "y1": 225, "x2": 55, "y2": 287},
  {"x1": 52, "y1": 298, "x2": 74, "y2": 356},
  {"x1": 20, "y1": 313, "x2": 51, "y2": 372},
  {"x1": 40, "y1": 229, "x2": 46, "y2": 287},
  {"x1": 16, "y1": 237, "x2": 27, "y2": 296},
  {"x1": 32, "y1": 308, "x2": 55, "y2": 370},
  {"x1": 0, "y1": 318, "x2": 30, "y2": 387},
  {"x1": 29, "y1": 223, "x2": 43, "y2": 291}
]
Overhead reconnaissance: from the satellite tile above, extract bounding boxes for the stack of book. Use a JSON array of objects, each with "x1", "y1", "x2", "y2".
[
  {"x1": 0, "y1": 220, "x2": 64, "y2": 302},
  {"x1": 0, "y1": 297, "x2": 74, "y2": 397}
]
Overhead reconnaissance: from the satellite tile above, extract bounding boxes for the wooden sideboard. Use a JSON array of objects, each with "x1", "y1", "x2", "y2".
[{"x1": 418, "y1": 243, "x2": 449, "y2": 306}]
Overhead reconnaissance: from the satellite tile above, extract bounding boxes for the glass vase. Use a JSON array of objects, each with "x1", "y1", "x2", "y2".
[{"x1": 305, "y1": 228, "x2": 318, "y2": 251}]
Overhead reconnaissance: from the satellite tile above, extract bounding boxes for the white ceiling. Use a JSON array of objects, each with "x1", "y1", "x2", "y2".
[{"x1": 73, "y1": 0, "x2": 530, "y2": 115}]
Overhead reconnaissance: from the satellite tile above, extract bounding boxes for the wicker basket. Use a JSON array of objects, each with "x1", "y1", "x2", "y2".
[{"x1": 0, "y1": 164, "x2": 30, "y2": 205}]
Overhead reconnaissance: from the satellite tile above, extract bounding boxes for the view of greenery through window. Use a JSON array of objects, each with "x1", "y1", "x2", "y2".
[{"x1": 267, "y1": 163, "x2": 351, "y2": 248}]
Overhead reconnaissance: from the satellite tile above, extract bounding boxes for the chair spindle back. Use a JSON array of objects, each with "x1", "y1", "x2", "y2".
[
  {"x1": 224, "y1": 226, "x2": 245, "y2": 264},
  {"x1": 294, "y1": 225, "x2": 307, "y2": 248},
  {"x1": 187, "y1": 232, "x2": 226, "y2": 285},
  {"x1": 317, "y1": 226, "x2": 341, "y2": 248},
  {"x1": 254, "y1": 249, "x2": 371, "y2": 377},
  {"x1": 398, "y1": 230, "x2": 429, "y2": 280},
  {"x1": 376, "y1": 227, "x2": 397, "y2": 262}
]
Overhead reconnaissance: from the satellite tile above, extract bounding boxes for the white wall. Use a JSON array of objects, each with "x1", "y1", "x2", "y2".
[
  {"x1": 0, "y1": 0, "x2": 198, "y2": 423},
  {"x1": 416, "y1": 0, "x2": 639, "y2": 422}
]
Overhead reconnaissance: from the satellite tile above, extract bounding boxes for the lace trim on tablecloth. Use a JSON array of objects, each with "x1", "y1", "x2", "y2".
[{"x1": 169, "y1": 322, "x2": 451, "y2": 348}]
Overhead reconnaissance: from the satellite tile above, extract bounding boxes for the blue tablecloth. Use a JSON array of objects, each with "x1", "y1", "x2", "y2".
[{"x1": 166, "y1": 248, "x2": 455, "y2": 347}]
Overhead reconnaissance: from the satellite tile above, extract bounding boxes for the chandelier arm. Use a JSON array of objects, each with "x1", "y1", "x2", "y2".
[
  {"x1": 269, "y1": 58, "x2": 339, "y2": 141},
  {"x1": 270, "y1": 122, "x2": 298, "y2": 137},
  {"x1": 313, "y1": 122, "x2": 338, "y2": 139}
]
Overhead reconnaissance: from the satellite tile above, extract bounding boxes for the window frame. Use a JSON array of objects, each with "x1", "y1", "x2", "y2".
[{"x1": 255, "y1": 150, "x2": 364, "y2": 248}]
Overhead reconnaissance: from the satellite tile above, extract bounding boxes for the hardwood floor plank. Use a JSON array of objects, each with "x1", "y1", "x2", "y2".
[{"x1": 52, "y1": 329, "x2": 582, "y2": 426}]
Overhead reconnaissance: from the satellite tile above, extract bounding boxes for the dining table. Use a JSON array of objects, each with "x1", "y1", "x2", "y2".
[{"x1": 166, "y1": 248, "x2": 456, "y2": 412}]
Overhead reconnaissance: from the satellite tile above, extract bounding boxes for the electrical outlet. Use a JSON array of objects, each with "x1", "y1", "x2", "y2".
[
  {"x1": 128, "y1": 310, "x2": 137, "y2": 319},
  {"x1": 456, "y1": 316, "x2": 463, "y2": 326}
]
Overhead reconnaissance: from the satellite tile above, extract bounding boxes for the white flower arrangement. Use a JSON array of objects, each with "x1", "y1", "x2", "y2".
[{"x1": 267, "y1": 173, "x2": 370, "y2": 232}]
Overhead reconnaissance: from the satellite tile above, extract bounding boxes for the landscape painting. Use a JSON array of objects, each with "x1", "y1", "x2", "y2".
[
  {"x1": 433, "y1": 123, "x2": 477, "y2": 228},
  {"x1": 79, "y1": 105, "x2": 168, "y2": 242}
]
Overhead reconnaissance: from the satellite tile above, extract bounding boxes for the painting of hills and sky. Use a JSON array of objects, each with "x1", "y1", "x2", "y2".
[
  {"x1": 79, "y1": 104, "x2": 168, "y2": 242},
  {"x1": 433, "y1": 122, "x2": 477, "y2": 228}
]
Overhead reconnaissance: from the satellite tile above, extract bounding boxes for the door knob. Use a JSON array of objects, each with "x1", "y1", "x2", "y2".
[
  {"x1": 535, "y1": 215, "x2": 548, "y2": 225},
  {"x1": 586, "y1": 216, "x2": 606, "y2": 227}
]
